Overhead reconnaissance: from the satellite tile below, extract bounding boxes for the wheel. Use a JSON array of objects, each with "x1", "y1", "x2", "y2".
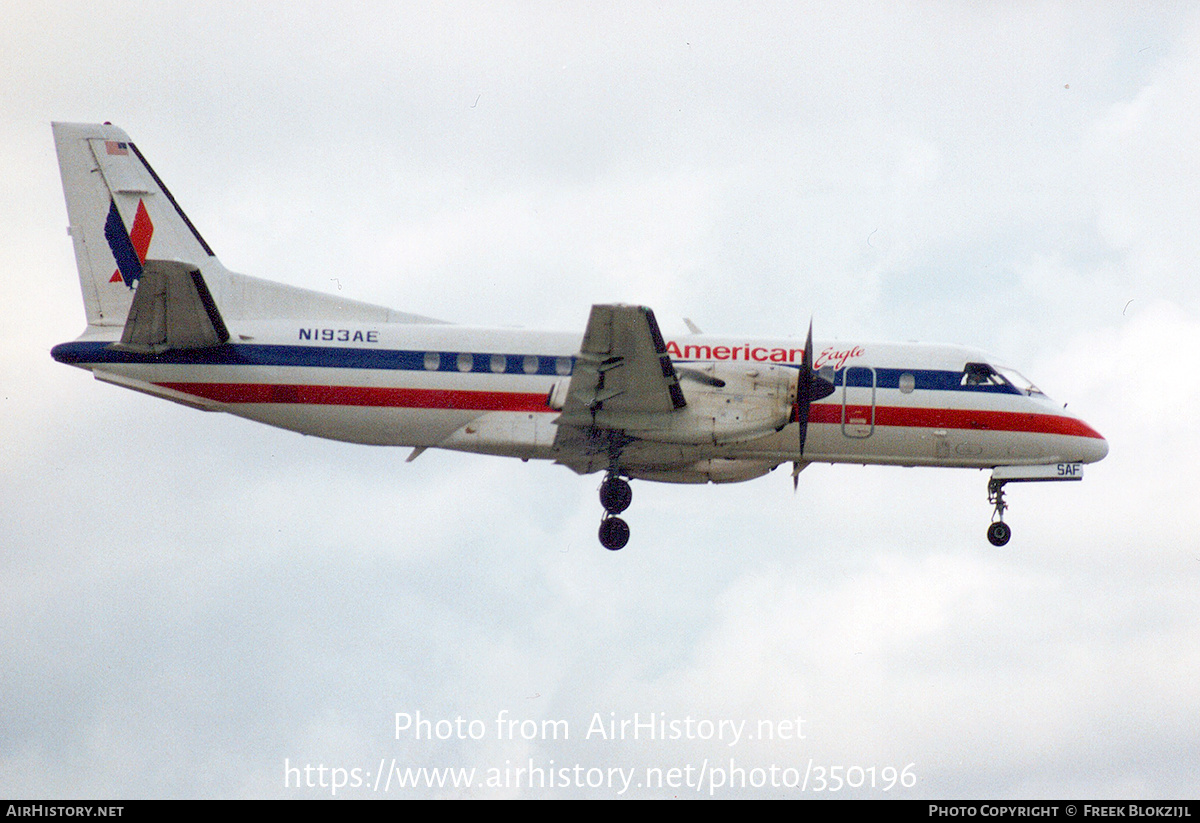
[
  {"x1": 599, "y1": 476, "x2": 632, "y2": 515},
  {"x1": 987, "y1": 521, "x2": 1012, "y2": 547},
  {"x1": 598, "y1": 516, "x2": 630, "y2": 551}
]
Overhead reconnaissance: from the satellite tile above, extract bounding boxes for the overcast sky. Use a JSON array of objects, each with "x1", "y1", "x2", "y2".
[{"x1": 3, "y1": 1, "x2": 1199, "y2": 799}]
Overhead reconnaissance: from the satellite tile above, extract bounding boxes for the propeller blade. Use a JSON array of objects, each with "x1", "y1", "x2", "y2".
[
  {"x1": 792, "y1": 460, "x2": 807, "y2": 492},
  {"x1": 795, "y1": 318, "x2": 834, "y2": 464},
  {"x1": 797, "y1": 319, "x2": 815, "y2": 457}
]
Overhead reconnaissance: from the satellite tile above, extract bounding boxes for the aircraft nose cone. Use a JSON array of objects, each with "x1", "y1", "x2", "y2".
[
  {"x1": 1076, "y1": 423, "x2": 1108, "y2": 464},
  {"x1": 1087, "y1": 434, "x2": 1109, "y2": 464},
  {"x1": 1066, "y1": 416, "x2": 1107, "y2": 463}
]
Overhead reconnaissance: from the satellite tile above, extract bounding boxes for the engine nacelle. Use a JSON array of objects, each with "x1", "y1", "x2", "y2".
[{"x1": 593, "y1": 361, "x2": 796, "y2": 446}]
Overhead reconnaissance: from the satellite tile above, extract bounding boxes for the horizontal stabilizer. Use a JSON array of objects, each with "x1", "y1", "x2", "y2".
[{"x1": 116, "y1": 260, "x2": 230, "y2": 353}]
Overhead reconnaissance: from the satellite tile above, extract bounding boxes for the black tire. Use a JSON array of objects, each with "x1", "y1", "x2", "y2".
[
  {"x1": 987, "y1": 521, "x2": 1012, "y2": 547},
  {"x1": 598, "y1": 516, "x2": 630, "y2": 551},
  {"x1": 599, "y1": 476, "x2": 632, "y2": 515}
]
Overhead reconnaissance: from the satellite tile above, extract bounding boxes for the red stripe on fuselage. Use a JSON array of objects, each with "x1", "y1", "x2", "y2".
[
  {"x1": 155, "y1": 383, "x2": 1102, "y2": 439},
  {"x1": 155, "y1": 382, "x2": 553, "y2": 413},
  {"x1": 808, "y1": 403, "x2": 1104, "y2": 439}
]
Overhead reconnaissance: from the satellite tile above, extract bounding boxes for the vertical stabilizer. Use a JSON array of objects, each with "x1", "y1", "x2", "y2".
[{"x1": 52, "y1": 122, "x2": 218, "y2": 328}]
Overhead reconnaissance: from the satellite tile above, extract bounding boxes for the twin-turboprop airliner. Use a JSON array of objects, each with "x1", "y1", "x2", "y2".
[{"x1": 49, "y1": 123, "x2": 1107, "y2": 550}]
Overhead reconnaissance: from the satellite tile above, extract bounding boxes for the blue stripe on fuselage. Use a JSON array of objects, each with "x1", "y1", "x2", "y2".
[
  {"x1": 844, "y1": 366, "x2": 1020, "y2": 394},
  {"x1": 50, "y1": 341, "x2": 575, "y2": 377},
  {"x1": 673, "y1": 359, "x2": 1023, "y2": 395}
]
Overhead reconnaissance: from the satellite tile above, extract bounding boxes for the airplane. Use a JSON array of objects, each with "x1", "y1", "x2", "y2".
[{"x1": 49, "y1": 122, "x2": 1108, "y2": 551}]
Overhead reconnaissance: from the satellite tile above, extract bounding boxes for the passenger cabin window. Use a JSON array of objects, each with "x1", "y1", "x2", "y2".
[
  {"x1": 555, "y1": 357, "x2": 572, "y2": 376},
  {"x1": 490, "y1": 353, "x2": 506, "y2": 373},
  {"x1": 457, "y1": 352, "x2": 473, "y2": 372},
  {"x1": 899, "y1": 372, "x2": 916, "y2": 393},
  {"x1": 523, "y1": 355, "x2": 539, "y2": 375},
  {"x1": 423, "y1": 351, "x2": 440, "y2": 371}
]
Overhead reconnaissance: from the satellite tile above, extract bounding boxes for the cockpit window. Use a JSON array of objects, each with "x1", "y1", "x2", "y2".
[
  {"x1": 961, "y1": 362, "x2": 1007, "y2": 387},
  {"x1": 995, "y1": 365, "x2": 1046, "y2": 397}
]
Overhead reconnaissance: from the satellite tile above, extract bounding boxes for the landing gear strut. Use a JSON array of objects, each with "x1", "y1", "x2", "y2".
[
  {"x1": 598, "y1": 473, "x2": 632, "y2": 550},
  {"x1": 987, "y1": 478, "x2": 1012, "y2": 546}
]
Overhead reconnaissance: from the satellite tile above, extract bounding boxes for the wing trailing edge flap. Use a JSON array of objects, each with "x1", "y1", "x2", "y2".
[
  {"x1": 114, "y1": 259, "x2": 230, "y2": 353},
  {"x1": 554, "y1": 303, "x2": 686, "y2": 431}
]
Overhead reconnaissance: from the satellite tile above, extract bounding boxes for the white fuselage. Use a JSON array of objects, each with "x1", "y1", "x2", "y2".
[{"x1": 53, "y1": 318, "x2": 1108, "y2": 483}]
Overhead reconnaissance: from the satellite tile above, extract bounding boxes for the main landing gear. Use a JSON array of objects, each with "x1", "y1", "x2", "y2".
[
  {"x1": 598, "y1": 473, "x2": 632, "y2": 551},
  {"x1": 986, "y1": 477, "x2": 1012, "y2": 547}
]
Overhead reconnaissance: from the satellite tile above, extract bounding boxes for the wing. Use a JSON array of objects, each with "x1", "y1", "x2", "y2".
[
  {"x1": 549, "y1": 304, "x2": 691, "y2": 475},
  {"x1": 555, "y1": 304, "x2": 685, "y2": 427},
  {"x1": 551, "y1": 304, "x2": 686, "y2": 470}
]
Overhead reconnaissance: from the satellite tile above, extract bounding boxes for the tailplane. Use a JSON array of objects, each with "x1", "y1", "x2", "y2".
[{"x1": 52, "y1": 122, "x2": 218, "y2": 330}]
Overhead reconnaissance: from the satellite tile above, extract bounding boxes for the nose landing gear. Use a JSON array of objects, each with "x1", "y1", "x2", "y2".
[
  {"x1": 986, "y1": 477, "x2": 1012, "y2": 546},
  {"x1": 598, "y1": 473, "x2": 632, "y2": 551},
  {"x1": 984, "y1": 463, "x2": 1087, "y2": 546}
]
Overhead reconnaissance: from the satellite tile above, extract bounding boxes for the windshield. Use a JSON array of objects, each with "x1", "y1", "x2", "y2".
[{"x1": 994, "y1": 366, "x2": 1046, "y2": 397}]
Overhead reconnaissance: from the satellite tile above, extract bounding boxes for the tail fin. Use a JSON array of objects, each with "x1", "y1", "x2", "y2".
[{"x1": 52, "y1": 122, "x2": 218, "y2": 329}]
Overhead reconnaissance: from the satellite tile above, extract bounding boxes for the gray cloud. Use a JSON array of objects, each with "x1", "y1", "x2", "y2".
[{"x1": 2, "y1": 1, "x2": 1197, "y2": 798}]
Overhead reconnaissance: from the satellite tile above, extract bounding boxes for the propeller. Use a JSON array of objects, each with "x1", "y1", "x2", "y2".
[{"x1": 793, "y1": 319, "x2": 835, "y2": 489}]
